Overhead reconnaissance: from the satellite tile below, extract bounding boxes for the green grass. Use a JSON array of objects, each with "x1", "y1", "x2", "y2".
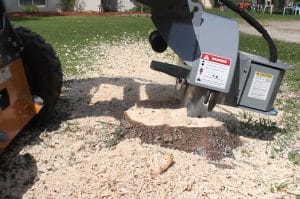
[
  {"x1": 10, "y1": 16, "x2": 154, "y2": 75},
  {"x1": 10, "y1": 16, "x2": 153, "y2": 47},
  {"x1": 9, "y1": 15, "x2": 299, "y2": 89},
  {"x1": 206, "y1": 8, "x2": 300, "y2": 21},
  {"x1": 288, "y1": 150, "x2": 300, "y2": 165}
]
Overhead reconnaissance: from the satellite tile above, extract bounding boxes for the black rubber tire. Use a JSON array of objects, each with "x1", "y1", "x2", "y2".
[
  {"x1": 14, "y1": 27, "x2": 63, "y2": 125},
  {"x1": 149, "y1": 30, "x2": 168, "y2": 53}
]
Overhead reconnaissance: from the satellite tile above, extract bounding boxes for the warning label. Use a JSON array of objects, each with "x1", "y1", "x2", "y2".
[
  {"x1": 248, "y1": 71, "x2": 273, "y2": 101},
  {"x1": 195, "y1": 52, "x2": 232, "y2": 90}
]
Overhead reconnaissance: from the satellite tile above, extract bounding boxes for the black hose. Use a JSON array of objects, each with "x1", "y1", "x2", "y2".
[
  {"x1": 0, "y1": 1, "x2": 5, "y2": 14},
  {"x1": 219, "y1": 0, "x2": 278, "y2": 62}
]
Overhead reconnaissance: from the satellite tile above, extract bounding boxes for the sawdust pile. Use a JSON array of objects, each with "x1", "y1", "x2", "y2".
[
  {"x1": 124, "y1": 107, "x2": 224, "y2": 128},
  {"x1": 22, "y1": 138, "x2": 299, "y2": 198},
  {"x1": 0, "y1": 38, "x2": 299, "y2": 198}
]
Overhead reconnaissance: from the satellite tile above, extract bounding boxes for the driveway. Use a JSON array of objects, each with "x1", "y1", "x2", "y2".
[{"x1": 239, "y1": 20, "x2": 300, "y2": 43}]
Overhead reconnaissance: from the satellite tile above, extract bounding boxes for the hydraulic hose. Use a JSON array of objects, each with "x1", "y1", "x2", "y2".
[
  {"x1": 219, "y1": 0, "x2": 278, "y2": 62},
  {"x1": 0, "y1": 1, "x2": 4, "y2": 12}
]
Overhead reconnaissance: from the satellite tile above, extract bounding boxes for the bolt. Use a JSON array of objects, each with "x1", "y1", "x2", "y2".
[{"x1": 0, "y1": 132, "x2": 8, "y2": 142}]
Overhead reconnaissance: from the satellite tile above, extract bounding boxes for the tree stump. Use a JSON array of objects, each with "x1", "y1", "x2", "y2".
[{"x1": 121, "y1": 107, "x2": 241, "y2": 161}]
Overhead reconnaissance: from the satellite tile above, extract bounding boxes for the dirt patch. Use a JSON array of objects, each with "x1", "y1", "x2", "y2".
[{"x1": 239, "y1": 20, "x2": 300, "y2": 43}]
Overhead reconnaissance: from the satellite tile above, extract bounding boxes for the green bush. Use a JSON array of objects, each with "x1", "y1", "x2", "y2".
[
  {"x1": 58, "y1": 0, "x2": 77, "y2": 12},
  {"x1": 22, "y1": 4, "x2": 39, "y2": 13},
  {"x1": 129, "y1": 4, "x2": 151, "y2": 13}
]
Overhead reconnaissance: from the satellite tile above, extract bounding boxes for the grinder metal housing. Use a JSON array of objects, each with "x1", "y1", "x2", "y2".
[{"x1": 136, "y1": 0, "x2": 291, "y2": 116}]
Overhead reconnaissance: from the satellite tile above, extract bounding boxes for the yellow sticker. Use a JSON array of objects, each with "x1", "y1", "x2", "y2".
[
  {"x1": 248, "y1": 71, "x2": 274, "y2": 101},
  {"x1": 255, "y1": 72, "x2": 273, "y2": 79}
]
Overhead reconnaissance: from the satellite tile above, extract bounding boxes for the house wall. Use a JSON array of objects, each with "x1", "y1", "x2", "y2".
[
  {"x1": 4, "y1": 0, "x2": 21, "y2": 12},
  {"x1": 118, "y1": 0, "x2": 135, "y2": 11},
  {"x1": 4, "y1": 0, "x2": 60, "y2": 13},
  {"x1": 4, "y1": 0, "x2": 136, "y2": 13},
  {"x1": 76, "y1": 0, "x2": 100, "y2": 12},
  {"x1": 201, "y1": 0, "x2": 214, "y2": 8}
]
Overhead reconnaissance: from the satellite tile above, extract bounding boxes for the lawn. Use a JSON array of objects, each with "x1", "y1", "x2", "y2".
[
  {"x1": 207, "y1": 7, "x2": 300, "y2": 21},
  {"x1": 10, "y1": 16, "x2": 154, "y2": 75},
  {"x1": 9, "y1": 15, "x2": 299, "y2": 90},
  {"x1": 11, "y1": 16, "x2": 154, "y2": 46}
]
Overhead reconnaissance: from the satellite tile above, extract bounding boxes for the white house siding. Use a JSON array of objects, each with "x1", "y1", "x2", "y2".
[
  {"x1": 4, "y1": 0, "x2": 135, "y2": 13},
  {"x1": 118, "y1": 0, "x2": 135, "y2": 11},
  {"x1": 76, "y1": 0, "x2": 100, "y2": 12},
  {"x1": 4, "y1": 0, "x2": 60, "y2": 13},
  {"x1": 4, "y1": 0, "x2": 23, "y2": 12}
]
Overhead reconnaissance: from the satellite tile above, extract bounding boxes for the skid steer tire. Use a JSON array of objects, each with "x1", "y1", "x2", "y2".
[{"x1": 14, "y1": 27, "x2": 63, "y2": 126}]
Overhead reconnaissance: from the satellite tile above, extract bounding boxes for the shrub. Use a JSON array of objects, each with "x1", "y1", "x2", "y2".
[
  {"x1": 22, "y1": 4, "x2": 39, "y2": 13},
  {"x1": 58, "y1": 0, "x2": 77, "y2": 12},
  {"x1": 101, "y1": 0, "x2": 118, "y2": 12},
  {"x1": 129, "y1": 3, "x2": 151, "y2": 13}
]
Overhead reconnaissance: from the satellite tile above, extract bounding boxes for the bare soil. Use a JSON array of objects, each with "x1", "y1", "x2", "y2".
[
  {"x1": 0, "y1": 39, "x2": 299, "y2": 198},
  {"x1": 239, "y1": 20, "x2": 300, "y2": 43}
]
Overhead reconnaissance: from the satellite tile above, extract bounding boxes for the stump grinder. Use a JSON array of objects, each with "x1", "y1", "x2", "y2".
[{"x1": 0, "y1": 0, "x2": 291, "y2": 153}]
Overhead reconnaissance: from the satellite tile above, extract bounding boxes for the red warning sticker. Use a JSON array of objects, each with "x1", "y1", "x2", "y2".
[
  {"x1": 195, "y1": 52, "x2": 232, "y2": 90},
  {"x1": 201, "y1": 53, "x2": 231, "y2": 66}
]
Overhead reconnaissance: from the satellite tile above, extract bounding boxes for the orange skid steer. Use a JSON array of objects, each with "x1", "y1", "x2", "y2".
[{"x1": 0, "y1": 2, "x2": 63, "y2": 153}]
